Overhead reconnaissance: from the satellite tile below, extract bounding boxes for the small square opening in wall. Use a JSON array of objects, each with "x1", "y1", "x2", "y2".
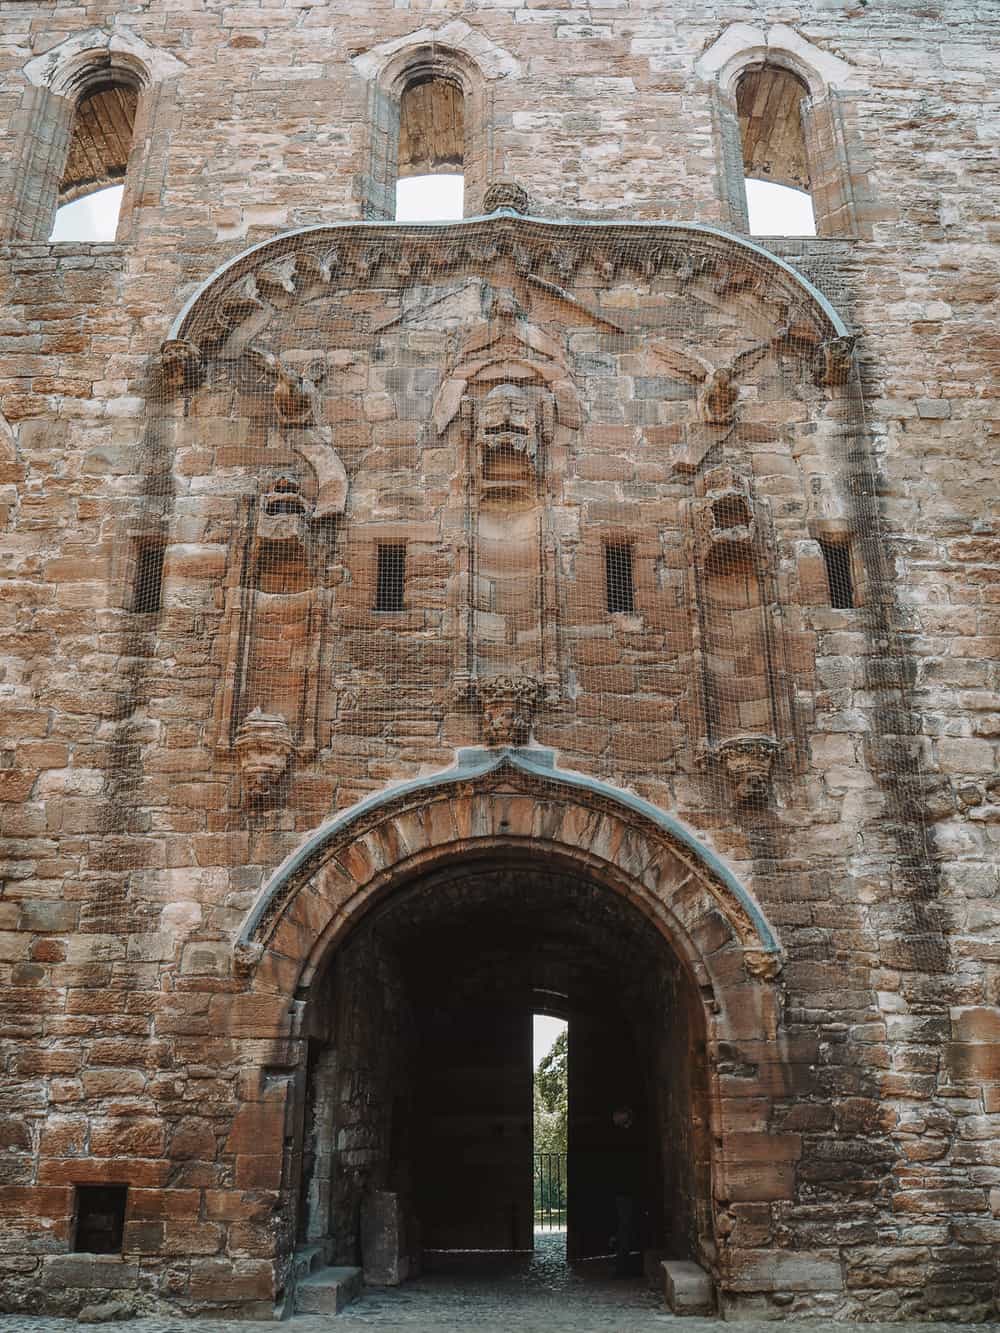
[{"x1": 74, "y1": 1184, "x2": 127, "y2": 1254}]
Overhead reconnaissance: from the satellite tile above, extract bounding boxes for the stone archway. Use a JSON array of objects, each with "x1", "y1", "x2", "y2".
[{"x1": 228, "y1": 746, "x2": 788, "y2": 1310}]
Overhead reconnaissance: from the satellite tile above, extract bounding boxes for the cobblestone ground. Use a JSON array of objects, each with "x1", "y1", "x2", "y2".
[{"x1": 0, "y1": 1238, "x2": 990, "y2": 1332}]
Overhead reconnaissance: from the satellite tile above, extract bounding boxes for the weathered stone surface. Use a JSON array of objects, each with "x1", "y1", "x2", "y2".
[{"x1": 0, "y1": 0, "x2": 998, "y2": 1323}]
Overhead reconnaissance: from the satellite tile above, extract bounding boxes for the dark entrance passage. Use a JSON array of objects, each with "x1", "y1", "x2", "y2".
[{"x1": 296, "y1": 855, "x2": 710, "y2": 1286}]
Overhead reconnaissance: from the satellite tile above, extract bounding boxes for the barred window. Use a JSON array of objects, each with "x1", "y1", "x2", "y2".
[
  {"x1": 819, "y1": 537, "x2": 854, "y2": 609},
  {"x1": 132, "y1": 543, "x2": 164, "y2": 614},
  {"x1": 375, "y1": 544, "x2": 406, "y2": 612},
  {"x1": 605, "y1": 543, "x2": 635, "y2": 615}
]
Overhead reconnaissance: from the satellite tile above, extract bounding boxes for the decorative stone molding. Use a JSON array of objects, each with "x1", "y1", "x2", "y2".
[
  {"x1": 23, "y1": 25, "x2": 186, "y2": 94},
  {"x1": 483, "y1": 180, "x2": 530, "y2": 215},
  {"x1": 478, "y1": 674, "x2": 541, "y2": 747},
  {"x1": 351, "y1": 19, "x2": 521, "y2": 85},
  {"x1": 169, "y1": 220, "x2": 850, "y2": 359},
  {"x1": 743, "y1": 948, "x2": 783, "y2": 980},
  {"x1": 234, "y1": 709, "x2": 295, "y2": 805},
  {"x1": 694, "y1": 23, "x2": 864, "y2": 95},
  {"x1": 235, "y1": 746, "x2": 784, "y2": 988},
  {"x1": 255, "y1": 476, "x2": 314, "y2": 549}
]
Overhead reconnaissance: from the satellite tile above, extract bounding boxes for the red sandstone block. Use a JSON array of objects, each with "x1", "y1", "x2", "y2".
[
  {"x1": 720, "y1": 1161, "x2": 796, "y2": 1202},
  {"x1": 122, "y1": 1221, "x2": 165, "y2": 1253},
  {"x1": 950, "y1": 1008, "x2": 1000, "y2": 1042},
  {"x1": 0, "y1": 1186, "x2": 71, "y2": 1220},
  {"x1": 225, "y1": 1102, "x2": 286, "y2": 1156},
  {"x1": 90, "y1": 1119, "x2": 166, "y2": 1158},
  {"x1": 126, "y1": 1189, "x2": 200, "y2": 1220},
  {"x1": 725, "y1": 1132, "x2": 803, "y2": 1163},
  {"x1": 234, "y1": 1154, "x2": 283, "y2": 1189},
  {"x1": 189, "y1": 1258, "x2": 274, "y2": 1301},
  {"x1": 945, "y1": 1043, "x2": 1000, "y2": 1081},
  {"x1": 38, "y1": 1116, "x2": 87, "y2": 1158},
  {"x1": 160, "y1": 1219, "x2": 224, "y2": 1256},
  {"x1": 203, "y1": 1189, "x2": 278, "y2": 1223}
]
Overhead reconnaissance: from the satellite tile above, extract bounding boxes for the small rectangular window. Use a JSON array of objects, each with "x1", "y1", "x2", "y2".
[
  {"x1": 74, "y1": 1184, "x2": 127, "y2": 1254},
  {"x1": 375, "y1": 543, "x2": 406, "y2": 612},
  {"x1": 819, "y1": 538, "x2": 854, "y2": 609},
  {"x1": 132, "y1": 543, "x2": 164, "y2": 614},
  {"x1": 605, "y1": 543, "x2": 635, "y2": 615}
]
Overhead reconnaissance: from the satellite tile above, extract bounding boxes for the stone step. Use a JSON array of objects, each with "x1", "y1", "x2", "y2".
[
  {"x1": 294, "y1": 1265, "x2": 363, "y2": 1315},
  {"x1": 662, "y1": 1259, "x2": 714, "y2": 1315},
  {"x1": 291, "y1": 1244, "x2": 326, "y2": 1281}
]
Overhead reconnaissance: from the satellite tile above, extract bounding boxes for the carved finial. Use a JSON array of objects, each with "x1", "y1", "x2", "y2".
[{"x1": 483, "y1": 179, "x2": 530, "y2": 216}]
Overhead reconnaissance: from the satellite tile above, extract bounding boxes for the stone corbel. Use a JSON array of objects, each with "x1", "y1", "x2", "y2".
[
  {"x1": 704, "y1": 735, "x2": 784, "y2": 802},
  {"x1": 234, "y1": 709, "x2": 295, "y2": 807},
  {"x1": 149, "y1": 339, "x2": 203, "y2": 400},
  {"x1": 477, "y1": 674, "x2": 542, "y2": 747}
]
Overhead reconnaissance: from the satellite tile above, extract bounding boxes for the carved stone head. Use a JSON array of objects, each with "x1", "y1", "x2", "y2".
[
  {"x1": 234, "y1": 709, "x2": 294, "y2": 805},
  {"x1": 479, "y1": 674, "x2": 541, "y2": 747},
  {"x1": 150, "y1": 339, "x2": 203, "y2": 399},
  {"x1": 256, "y1": 475, "x2": 313, "y2": 547},
  {"x1": 715, "y1": 735, "x2": 781, "y2": 802}
]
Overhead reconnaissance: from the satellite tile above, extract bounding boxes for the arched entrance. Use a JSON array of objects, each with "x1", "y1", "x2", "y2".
[
  {"x1": 233, "y1": 746, "x2": 784, "y2": 1308},
  {"x1": 297, "y1": 853, "x2": 710, "y2": 1276}
]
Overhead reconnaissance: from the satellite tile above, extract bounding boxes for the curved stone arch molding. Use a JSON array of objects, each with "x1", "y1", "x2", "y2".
[
  {"x1": 694, "y1": 22, "x2": 866, "y2": 96},
  {"x1": 167, "y1": 215, "x2": 850, "y2": 346},
  {"x1": 22, "y1": 25, "x2": 187, "y2": 93},
  {"x1": 350, "y1": 18, "x2": 522, "y2": 86},
  {"x1": 236, "y1": 745, "x2": 783, "y2": 1004}
]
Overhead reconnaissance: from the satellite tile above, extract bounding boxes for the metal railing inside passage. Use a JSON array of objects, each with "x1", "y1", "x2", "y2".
[{"x1": 534, "y1": 1152, "x2": 567, "y2": 1231}]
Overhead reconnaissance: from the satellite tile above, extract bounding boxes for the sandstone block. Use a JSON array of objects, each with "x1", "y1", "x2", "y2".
[{"x1": 662, "y1": 1259, "x2": 714, "y2": 1314}]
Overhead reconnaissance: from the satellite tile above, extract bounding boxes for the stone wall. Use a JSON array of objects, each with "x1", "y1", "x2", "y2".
[{"x1": 1, "y1": 0, "x2": 998, "y2": 1321}]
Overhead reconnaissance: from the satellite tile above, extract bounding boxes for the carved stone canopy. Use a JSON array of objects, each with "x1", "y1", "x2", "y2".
[
  {"x1": 478, "y1": 673, "x2": 542, "y2": 747},
  {"x1": 693, "y1": 467, "x2": 757, "y2": 563},
  {"x1": 255, "y1": 475, "x2": 314, "y2": 548}
]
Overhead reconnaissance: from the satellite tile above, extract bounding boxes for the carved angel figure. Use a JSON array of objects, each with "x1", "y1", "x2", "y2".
[
  {"x1": 649, "y1": 338, "x2": 774, "y2": 427},
  {"x1": 244, "y1": 346, "x2": 327, "y2": 426}
]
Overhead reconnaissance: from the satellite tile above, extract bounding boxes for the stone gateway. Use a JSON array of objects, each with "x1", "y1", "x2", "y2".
[{"x1": 0, "y1": 1, "x2": 998, "y2": 1323}]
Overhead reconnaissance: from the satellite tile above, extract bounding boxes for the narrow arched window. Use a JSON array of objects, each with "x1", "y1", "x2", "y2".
[
  {"x1": 50, "y1": 78, "x2": 139, "y2": 241},
  {"x1": 395, "y1": 76, "x2": 465, "y2": 222},
  {"x1": 736, "y1": 67, "x2": 816, "y2": 237}
]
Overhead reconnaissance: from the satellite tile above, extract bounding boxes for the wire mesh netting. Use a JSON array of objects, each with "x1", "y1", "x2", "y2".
[{"x1": 99, "y1": 215, "x2": 942, "y2": 969}]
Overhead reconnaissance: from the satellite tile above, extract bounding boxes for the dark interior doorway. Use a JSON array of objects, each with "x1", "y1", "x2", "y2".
[{"x1": 297, "y1": 856, "x2": 710, "y2": 1282}]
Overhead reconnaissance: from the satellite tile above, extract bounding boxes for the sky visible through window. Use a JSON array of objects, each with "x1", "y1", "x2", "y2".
[
  {"x1": 50, "y1": 176, "x2": 816, "y2": 240},
  {"x1": 534, "y1": 1013, "x2": 565, "y2": 1069}
]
